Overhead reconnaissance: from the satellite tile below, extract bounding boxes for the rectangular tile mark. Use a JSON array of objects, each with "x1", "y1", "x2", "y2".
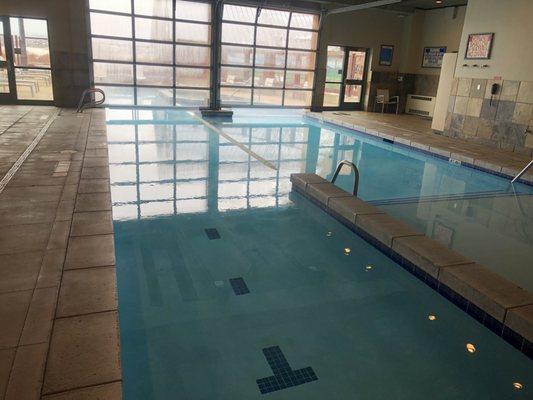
[
  {"x1": 229, "y1": 277, "x2": 250, "y2": 296},
  {"x1": 256, "y1": 346, "x2": 317, "y2": 394},
  {"x1": 205, "y1": 228, "x2": 220, "y2": 240}
]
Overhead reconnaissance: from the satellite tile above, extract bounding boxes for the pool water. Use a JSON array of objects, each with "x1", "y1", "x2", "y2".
[{"x1": 107, "y1": 109, "x2": 533, "y2": 399}]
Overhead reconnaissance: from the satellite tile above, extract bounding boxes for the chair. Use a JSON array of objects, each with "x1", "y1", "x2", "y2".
[{"x1": 374, "y1": 89, "x2": 399, "y2": 114}]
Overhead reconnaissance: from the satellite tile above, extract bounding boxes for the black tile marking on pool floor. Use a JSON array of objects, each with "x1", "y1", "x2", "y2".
[
  {"x1": 205, "y1": 228, "x2": 221, "y2": 240},
  {"x1": 256, "y1": 346, "x2": 318, "y2": 394},
  {"x1": 229, "y1": 277, "x2": 250, "y2": 295}
]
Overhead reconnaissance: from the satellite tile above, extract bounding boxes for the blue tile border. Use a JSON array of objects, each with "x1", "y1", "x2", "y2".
[
  {"x1": 290, "y1": 187, "x2": 532, "y2": 359},
  {"x1": 205, "y1": 228, "x2": 221, "y2": 240},
  {"x1": 304, "y1": 113, "x2": 533, "y2": 187},
  {"x1": 229, "y1": 277, "x2": 250, "y2": 295}
]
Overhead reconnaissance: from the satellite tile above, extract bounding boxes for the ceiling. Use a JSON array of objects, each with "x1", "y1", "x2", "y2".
[{"x1": 307, "y1": 0, "x2": 468, "y2": 13}]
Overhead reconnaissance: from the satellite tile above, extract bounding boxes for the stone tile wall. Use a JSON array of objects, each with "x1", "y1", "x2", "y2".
[{"x1": 444, "y1": 78, "x2": 533, "y2": 155}]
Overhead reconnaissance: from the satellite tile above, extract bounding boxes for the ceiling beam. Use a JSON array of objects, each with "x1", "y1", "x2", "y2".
[{"x1": 327, "y1": 0, "x2": 402, "y2": 14}]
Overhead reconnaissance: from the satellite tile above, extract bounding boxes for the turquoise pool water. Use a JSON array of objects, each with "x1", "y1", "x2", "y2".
[{"x1": 108, "y1": 109, "x2": 532, "y2": 399}]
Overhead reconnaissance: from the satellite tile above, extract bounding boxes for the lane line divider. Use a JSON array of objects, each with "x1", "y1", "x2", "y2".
[{"x1": 187, "y1": 111, "x2": 278, "y2": 171}]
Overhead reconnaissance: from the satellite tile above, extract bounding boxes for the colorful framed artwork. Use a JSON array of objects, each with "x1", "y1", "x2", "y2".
[
  {"x1": 379, "y1": 45, "x2": 394, "y2": 66},
  {"x1": 465, "y1": 33, "x2": 494, "y2": 59},
  {"x1": 422, "y1": 46, "x2": 446, "y2": 68}
]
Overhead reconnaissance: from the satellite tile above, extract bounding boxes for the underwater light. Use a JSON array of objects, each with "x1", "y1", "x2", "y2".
[
  {"x1": 344, "y1": 248, "x2": 351, "y2": 255},
  {"x1": 428, "y1": 315, "x2": 436, "y2": 321},
  {"x1": 512, "y1": 382, "x2": 523, "y2": 390},
  {"x1": 466, "y1": 343, "x2": 476, "y2": 353}
]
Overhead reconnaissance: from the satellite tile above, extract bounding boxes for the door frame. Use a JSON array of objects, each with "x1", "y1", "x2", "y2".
[
  {"x1": 322, "y1": 45, "x2": 369, "y2": 111},
  {"x1": 0, "y1": 15, "x2": 55, "y2": 105},
  {"x1": 0, "y1": 16, "x2": 17, "y2": 103}
]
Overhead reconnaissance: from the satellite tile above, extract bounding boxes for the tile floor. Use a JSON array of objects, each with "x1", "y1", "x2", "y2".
[{"x1": 0, "y1": 106, "x2": 121, "y2": 400}]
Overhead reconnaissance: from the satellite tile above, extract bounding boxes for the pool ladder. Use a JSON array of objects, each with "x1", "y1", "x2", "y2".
[
  {"x1": 331, "y1": 160, "x2": 360, "y2": 196},
  {"x1": 77, "y1": 88, "x2": 105, "y2": 113}
]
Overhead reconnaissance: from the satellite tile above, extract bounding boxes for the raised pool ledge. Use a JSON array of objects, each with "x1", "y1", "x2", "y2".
[{"x1": 290, "y1": 173, "x2": 533, "y2": 358}]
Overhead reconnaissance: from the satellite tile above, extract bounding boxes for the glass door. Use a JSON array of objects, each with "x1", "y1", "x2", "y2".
[
  {"x1": 0, "y1": 16, "x2": 53, "y2": 104},
  {"x1": 0, "y1": 17, "x2": 16, "y2": 102},
  {"x1": 323, "y1": 46, "x2": 368, "y2": 110}
]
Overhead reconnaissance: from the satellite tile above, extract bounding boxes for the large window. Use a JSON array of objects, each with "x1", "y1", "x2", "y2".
[
  {"x1": 89, "y1": 0, "x2": 212, "y2": 106},
  {"x1": 220, "y1": 4, "x2": 318, "y2": 107},
  {"x1": 88, "y1": 1, "x2": 319, "y2": 108}
]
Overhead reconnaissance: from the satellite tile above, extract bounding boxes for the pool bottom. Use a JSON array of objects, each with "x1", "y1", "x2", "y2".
[{"x1": 114, "y1": 191, "x2": 532, "y2": 400}]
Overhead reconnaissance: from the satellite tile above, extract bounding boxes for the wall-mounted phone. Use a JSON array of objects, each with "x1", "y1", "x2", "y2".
[{"x1": 490, "y1": 83, "x2": 500, "y2": 106}]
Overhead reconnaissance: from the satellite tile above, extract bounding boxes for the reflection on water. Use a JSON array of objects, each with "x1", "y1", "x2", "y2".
[
  {"x1": 106, "y1": 109, "x2": 532, "y2": 222},
  {"x1": 108, "y1": 109, "x2": 533, "y2": 400},
  {"x1": 381, "y1": 193, "x2": 533, "y2": 291}
]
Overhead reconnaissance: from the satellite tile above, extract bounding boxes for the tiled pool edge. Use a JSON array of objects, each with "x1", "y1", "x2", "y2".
[
  {"x1": 290, "y1": 174, "x2": 533, "y2": 359},
  {"x1": 304, "y1": 112, "x2": 533, "y2": 186}
]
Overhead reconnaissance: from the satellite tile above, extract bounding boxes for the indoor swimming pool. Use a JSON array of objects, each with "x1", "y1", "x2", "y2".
[{"x1": 107, "y1": 108, "x2": 532, "y2": 399}]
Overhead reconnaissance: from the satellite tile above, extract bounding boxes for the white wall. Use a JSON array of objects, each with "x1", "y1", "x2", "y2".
[
  {"x1": 400, "y1": 6, "x2": 466, "y2": 75},
  {"x1": 455, "y1": 0, "x2": 533, "y2": 81}
]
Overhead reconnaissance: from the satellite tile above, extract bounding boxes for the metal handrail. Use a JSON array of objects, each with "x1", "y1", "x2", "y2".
[
  {"x1": 511, "y1": 159, "x2": 533, "y2": 183},
  {"x1": 77, "y1": 88, "x2": 105, "y2": 113},
  {"x1": 331, "y1": 160, "x2": 360, "y2": 196}
]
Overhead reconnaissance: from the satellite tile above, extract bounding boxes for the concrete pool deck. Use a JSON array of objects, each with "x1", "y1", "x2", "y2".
[
  {"x1": 0, "y1": 105, "x2": 531, "y2": 399},
  {"x1": 0, "y1": 106, "x2": 121, "y2": 400}
]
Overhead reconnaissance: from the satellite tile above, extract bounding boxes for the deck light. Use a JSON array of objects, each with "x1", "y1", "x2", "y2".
[
  {"x1": 466, "y1": 343, "x2": 476, "y2": 353},
  {"x1": 512, "y1": 382, "x2": 523, "y2": 390}
]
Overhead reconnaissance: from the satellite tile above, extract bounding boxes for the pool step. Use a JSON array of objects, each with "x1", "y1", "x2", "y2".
[{"x1": 290, "y1": 173, "x2": 533, "y2": 358}]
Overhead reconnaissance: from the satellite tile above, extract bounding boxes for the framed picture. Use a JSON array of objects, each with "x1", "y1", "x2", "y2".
[
  {"x1": 422, "y1": 46, "x2": 446, "y2": 68},
  {"x1": 379, "y1": 45, "x2": 394, "y2": 66},
  {"x1": 432, "y1": 220, "x2": 454, "y2": 247},
  {"x1": 465, "y1": 33, "x2": 494, "y2": 59}
]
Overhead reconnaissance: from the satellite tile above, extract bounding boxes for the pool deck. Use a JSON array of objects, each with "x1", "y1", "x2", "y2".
[
  {"x1": 0, "y1": 105, "x2": 532, "y2": 399},
  {"x1": 0, "y1": 106, "x2": 120, "y2": 400},
  {"x1": 306, "y1": 111, "x2": 533, "y2": 184}
]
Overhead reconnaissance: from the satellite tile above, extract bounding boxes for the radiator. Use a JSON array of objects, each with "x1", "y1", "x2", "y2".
[{"x1": 406, "y1": 94, "x2": 436, "y2": 117}]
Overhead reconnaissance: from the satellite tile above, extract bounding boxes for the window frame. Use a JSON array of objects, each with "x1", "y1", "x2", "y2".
[
  {"x1": 88, "y1": 0, "x2": 213, "y2": 107},
  {"x1": 219, "y1": 4, "x2": 319, "y2": 107}
]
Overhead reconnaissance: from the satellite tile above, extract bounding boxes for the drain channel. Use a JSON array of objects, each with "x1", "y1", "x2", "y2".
[{"x1": 0, "y1": 110, "x2": 60, "y2": 193}]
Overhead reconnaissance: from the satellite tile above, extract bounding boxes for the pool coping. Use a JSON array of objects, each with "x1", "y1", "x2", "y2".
[
  {"x1": 304, "y1": 111, "x2": 533, "y2": 186},
  {"x1": 290, "y1": 173, "x2": 533, "y2": 359}
]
